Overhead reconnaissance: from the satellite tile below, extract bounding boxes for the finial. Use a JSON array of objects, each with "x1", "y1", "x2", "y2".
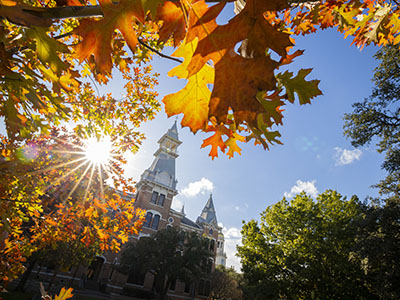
[{"x1": 181, "y1": 204, "x2": 185, "y2": 215}]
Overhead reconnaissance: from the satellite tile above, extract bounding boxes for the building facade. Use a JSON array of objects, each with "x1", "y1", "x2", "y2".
[{"x1": 103, "y1": 123, "x2": 227, "y2": 299}]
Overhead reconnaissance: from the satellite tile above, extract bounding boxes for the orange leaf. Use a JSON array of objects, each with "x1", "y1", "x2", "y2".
[
  {"x1": 201, "y1": 125, "x2": 229, "y2": 159},
  {"x1": 157, "y1": 1, "x2": 187, "y2": 47},
  {"x1": 163, "y1": 39, "x2": 214, "y2": 133},
  {"x1": 74, "y1": 0, "x2": 145, "y2": 74}
]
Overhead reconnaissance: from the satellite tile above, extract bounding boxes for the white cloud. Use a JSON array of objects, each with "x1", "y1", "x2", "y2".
[
  {"x1": 171, "y1": 197, "x2": 183, "y2": 211},
  {"x1": 180, "y1": 177, "x2": 214, "y2": 197},
  {"x1": 222, "y1": 226, "x2": 242, "y2": 271},
  {"x1": 234, "y1": 206, "x2": 240, "y2": 211},
  {"x1": 334, "y1": 147, "x2": 362, "y2": 166},
  {"x1": 284, "y1": 180, "x2": 318, "y2": 198}
]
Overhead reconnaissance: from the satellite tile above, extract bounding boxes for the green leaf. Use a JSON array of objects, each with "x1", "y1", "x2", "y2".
[
  {"x1": 28, "y1": 27, "x2": 69, "y2": 76},
  {"x1": 276, "y1": 69, "x2": 322, "y2": 105}
]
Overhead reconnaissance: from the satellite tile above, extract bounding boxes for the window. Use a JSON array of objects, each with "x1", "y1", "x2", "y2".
[
  {"x1": 143, "y1": 212, "x2": 153, "y2": 228},
  {"x1": 209, "y1": 228, "x2": 213, "y2": 235},
  {"x1": 157, "y1": 194, "x2": 165, "y2": 206},
  {"x1": 210, "y1": 239, "x2": 215, "y2": 252},
  {"x1": 151, "y1": 215, "x2": 160, "y2": 230},
  {"x1": 151, "y1": 191, "x2": 158, "y2": 204}
]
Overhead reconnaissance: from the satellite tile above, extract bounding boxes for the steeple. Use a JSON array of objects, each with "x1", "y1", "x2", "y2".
[
  {"x1": 196, "y1": 194, "x2": 218, "y2": 228},
  {"x1": 139, "y1": 122, "x2": 182, "y2": 191}
]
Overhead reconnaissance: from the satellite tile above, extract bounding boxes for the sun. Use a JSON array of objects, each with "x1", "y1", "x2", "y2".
[{"x1": 84, "y1": 136, "x2": 112, "y2": 165}]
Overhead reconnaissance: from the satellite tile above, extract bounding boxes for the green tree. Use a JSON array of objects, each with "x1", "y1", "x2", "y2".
[
  {"x1": 118, "y1": 227, "x2": 212, "y2": 300},
  {"x1": 344, "y1": 45, "x2": 400, "y2": 198},
  {"x1": 210, "y1": 265, "x2": 243, "y2": 300},
  {"x1": 237, "y1": 190, "x2": 371, "y2": 300},
  {"x1": 351, "y1": 200, "x2": 400, "y2": 299}
]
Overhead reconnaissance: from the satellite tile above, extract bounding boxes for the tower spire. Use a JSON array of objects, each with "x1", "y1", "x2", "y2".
[
  {"x1": 196, "y1": 194, "x2": 218, "y2": 227},
  {"x1": 138, "y1": 123, "x2": 182, "y2": 191}
]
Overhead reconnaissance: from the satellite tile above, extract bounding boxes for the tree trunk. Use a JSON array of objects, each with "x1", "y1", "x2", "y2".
[{"x1": 15, "y1": 257, "x2": 37, "y2": 291}]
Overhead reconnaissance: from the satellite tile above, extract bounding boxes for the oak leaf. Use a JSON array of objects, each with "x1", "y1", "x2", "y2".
[
  {"x1": 163, "y1": 39, "x2": 214, "y2": 133},
  {"x1": 73, "y1": 0, "x2": 145, "y2": 74},
  {"x1": 276, "y1": 69, "x2": 322, "y2": 105}
]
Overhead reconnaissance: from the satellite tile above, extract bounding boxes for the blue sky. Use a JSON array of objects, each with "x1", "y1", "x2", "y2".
[{"x1": 118, "y1": 24, "x2": 385, "y2": 270}]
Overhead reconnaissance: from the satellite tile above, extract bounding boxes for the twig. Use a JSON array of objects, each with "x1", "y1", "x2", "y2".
[{"x1": 138, "y1": 39, "x2": 183, "y2": 63}]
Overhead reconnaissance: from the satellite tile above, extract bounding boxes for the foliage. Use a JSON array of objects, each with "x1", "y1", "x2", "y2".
[
  {"x1": 210, "y1": 265, "x2": 243, "y2": 300},
  {"x1": 344, "y1": 44, "x2": 400, "y2": 198},
  {"x1": 351, "y1": 200, "x2": 400, "y2": 299},
  {"x1": 118, "y1": 227, "x2": 212, "y2": 300},
  {"x1": 0, "y1": 129, "x2": 145, "y2": 286},
  {"x1": 237, "y1": 190, "x2": 371, "y2": 300},
  {"x1": 2, "y1": 0, "x2": 400, "y2": 158}
]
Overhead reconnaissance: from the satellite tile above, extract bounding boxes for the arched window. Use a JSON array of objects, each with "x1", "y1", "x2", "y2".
[
  {"x1": 157, "y1": 194, "x2": 165, "y2": 206},
  {"x1": 151, "y1": 215, "x2": 160, "y2": 230},
  {"x1": 143, "y1": 212, "x2": 153, "y2": 228}
]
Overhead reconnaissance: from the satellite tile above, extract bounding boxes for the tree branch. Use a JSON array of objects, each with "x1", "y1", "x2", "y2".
[
  {"x1": 1, "y1": 0, "x2": 320, "y2": 25},
  {"x1": 138, "y1": 39, "x2": 183, "y2": 63}
]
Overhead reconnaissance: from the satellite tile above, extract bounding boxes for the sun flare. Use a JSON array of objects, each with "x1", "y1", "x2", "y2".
[{"x1": 84, "y1": 136, "x2": 112, "y2": 165}]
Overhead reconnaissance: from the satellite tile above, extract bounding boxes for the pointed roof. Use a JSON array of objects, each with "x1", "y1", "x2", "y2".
[
  {"x1": 166, "y1": 120, "x2": 179, "y2": 141},
  {"x1": 139, "y1": 122, "x2": 181, "y2": 190},
  {"x1": 196, "y1": 194, "x2": 218, "y2": 227}
]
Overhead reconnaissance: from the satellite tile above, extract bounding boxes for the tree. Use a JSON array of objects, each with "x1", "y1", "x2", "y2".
[
  {"x1": 344, "y1": 45, "x2": 400, "y2": 198},
  {"x1": 237, "y1": 190, "x2": 371, "y2": 300},
  {"x1": 0, "y1": 129, "x2": 144, "y2": 287},
  {"x1": 209, "y1": 265, "x2": 243, "y2": 300},
  {"x1": 351, "y1": 200, "x2": 400, "y2": 299},
  {"x1": 118, "y1": 227, "x2": 212, "y2": 300}
]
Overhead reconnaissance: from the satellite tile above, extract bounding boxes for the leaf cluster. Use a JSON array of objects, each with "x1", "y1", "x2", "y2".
[{"x1": 344, "y1": 44, "x2": 400, "y2": 198}]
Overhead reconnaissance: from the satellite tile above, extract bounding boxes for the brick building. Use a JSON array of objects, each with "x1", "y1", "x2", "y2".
[{"x1": 94, "y1": 123, "x2": 227, "y2": 298}]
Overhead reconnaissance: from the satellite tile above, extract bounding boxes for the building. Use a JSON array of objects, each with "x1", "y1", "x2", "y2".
[{"x1": 102, "y1": 122, "x2": 227, "y2": 299}]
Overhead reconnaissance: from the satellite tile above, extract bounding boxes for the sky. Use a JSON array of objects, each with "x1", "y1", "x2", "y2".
[
  {"x1": 114, "y1": 13, "x2": 385, "y2": 270},
  {"x1": 2, "y1": 3, "x2": 386, "y2": 271}
]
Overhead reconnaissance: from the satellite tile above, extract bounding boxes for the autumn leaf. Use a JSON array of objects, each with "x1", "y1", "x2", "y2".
[
  {"x1": 54, "y1": 287, "x2": 74, "y2": 300},
  {"x1": 163, "y1": 39, "x2": 214, "y2": 133},
  {"x1": 225, "y1": 131, "x2": 246, "y2": 158},
  {"x1": 210, "y1": 51, "x2": 279, "y2": 126},
  {"x1": 276, "y1": 69, "x2": 322, "y2": 105},
  {"x1": 201, "y1": 124, "x2": 229, "y2": 159},
  {"x1": 157, "y1": 1, "x2": 187, "y2": 46},
  {"x1": 73, "y1": 0, "x2": 145, "y2": 74},
  {"x1": 28, "y1": 27, "x2": 69, "y2": 76}
]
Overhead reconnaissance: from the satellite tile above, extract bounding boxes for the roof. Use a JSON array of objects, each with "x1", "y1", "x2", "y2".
[
  {"x1": 149, "y1": 152, "x2": 176, "y2": 178},
  {"x1": 166, "y1": 121, "x2": 179, "y2": 141},
  {"x1": 196, "y1": 194, "x2": 218, "y2": 227},
  {"x1": 181, "y1": 216, "x2": 201, "y2": 229}
]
